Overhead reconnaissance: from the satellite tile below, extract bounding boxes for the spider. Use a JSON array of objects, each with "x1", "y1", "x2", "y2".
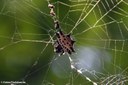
[
  {"x1": 48, "y1": 3, "x2": 75, "y2": 55},
  {"x1": 54, "y1": 29, "x2": 75, "y2": 55}
]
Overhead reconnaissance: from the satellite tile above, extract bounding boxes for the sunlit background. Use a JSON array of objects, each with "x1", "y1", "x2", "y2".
[{"x1": 0, "y1": 0, "x2": 128, "y2": 85}]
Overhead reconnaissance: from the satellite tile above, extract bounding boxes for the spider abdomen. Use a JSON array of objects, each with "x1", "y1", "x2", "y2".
[{"x1": 54, "y1": 31, "x2": 75, "y2": 55}]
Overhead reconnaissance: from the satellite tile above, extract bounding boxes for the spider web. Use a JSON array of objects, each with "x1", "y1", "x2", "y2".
[{"x1": 0, "y1": 0, "x2": 128, "y2": 85}]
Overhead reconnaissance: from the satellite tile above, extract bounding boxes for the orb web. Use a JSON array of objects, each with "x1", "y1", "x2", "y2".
[{"x1": 0, "y1": 0, "x2": 128, "y2": 85}]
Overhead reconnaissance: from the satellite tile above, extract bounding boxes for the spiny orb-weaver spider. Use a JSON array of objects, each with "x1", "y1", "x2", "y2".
[
  {"x1": 54, "y1": 29, "x2": 75, "y2": 55},
  {"x1": 48, "y1": 3, "x2": 75, "y2": 55}
]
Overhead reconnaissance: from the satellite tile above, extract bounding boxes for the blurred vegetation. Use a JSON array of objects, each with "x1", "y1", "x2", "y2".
[{"x1": 0, "y1": 0, "x2": 128, "y2": 85}]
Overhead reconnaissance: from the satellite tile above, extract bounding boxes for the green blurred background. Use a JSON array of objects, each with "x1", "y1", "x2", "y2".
[{"x1": 0, "y1": 0, "x2": 128, "y2": 85}]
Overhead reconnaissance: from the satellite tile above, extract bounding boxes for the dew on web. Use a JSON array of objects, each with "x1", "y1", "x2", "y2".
[{"x1": 0, "y1": 0, "x2": 128, "y2": 85}]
